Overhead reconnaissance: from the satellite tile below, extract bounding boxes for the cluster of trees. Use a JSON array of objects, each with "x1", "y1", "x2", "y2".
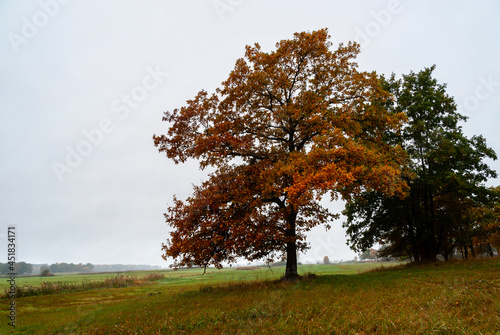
[
  {"x1": 154, "y1": 29, "x2": 498, "y2": 279},
  {"x1": 344, "y1": 67, "x2": 499, "y2": 262},
  {"x1": 0, "y1": 262, "x2": 33, "y2": 275},
  {"x1": 359, "y1": 249, "x2": 378, "y2": 261},
  {"x1": 1, "y1": 262, "x2": 164, "y2": 275},
  {"x1": 43, "y1": 262, "x2": 94, "y2": 273}
]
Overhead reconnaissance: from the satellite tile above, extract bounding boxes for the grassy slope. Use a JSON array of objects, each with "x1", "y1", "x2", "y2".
[{"x1": 2, "y1": 259, "x2": 499, "y2": 334}]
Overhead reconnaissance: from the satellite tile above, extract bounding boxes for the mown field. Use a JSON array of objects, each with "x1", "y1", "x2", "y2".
[{"x1": 1, "y1": 259, "x2": 499, "y2": 334}]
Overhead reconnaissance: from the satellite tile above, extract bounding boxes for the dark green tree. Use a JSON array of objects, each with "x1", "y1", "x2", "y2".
[{"x1": 343, "y1": 66, "x2": 497, "y2": 262}]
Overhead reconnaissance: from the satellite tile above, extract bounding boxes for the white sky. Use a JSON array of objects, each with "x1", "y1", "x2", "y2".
[{"x1": 1, "y1": 1, "x2": 499, "y2": 267}]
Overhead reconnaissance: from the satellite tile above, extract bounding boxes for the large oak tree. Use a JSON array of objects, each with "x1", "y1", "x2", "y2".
[{"x1": 154, "y1": 29, "x2": 406, "y2": 279}]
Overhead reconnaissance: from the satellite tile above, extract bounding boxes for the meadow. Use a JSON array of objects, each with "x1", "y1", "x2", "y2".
[{"x1": 1, "y1": 259, "x2": 498, "y2": 334}]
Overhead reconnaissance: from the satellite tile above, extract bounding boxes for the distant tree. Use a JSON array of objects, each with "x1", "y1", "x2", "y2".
[
  {"x1": 154, "y1": 28, "x2": 407, "y2": 280},
  {"x1": 49, "y1": 263, "x2": 60, "y2": 273},
  {"x1": 40, "y1": 265, "x2": 49, "y2": 274},
  {"x1": 269, "y1": 260, "x2": 287, "y2": 267},
  {"x1": 323, "y1": 256, "x2": 330, "y2": 264},
  {"x1": 40, "y1": 269, "x2": 51, "y2": 277},
  {"x1": 344, "y1": 66, "x2": 497, "y2": 262},
  {"x1": 359, "y1": 249, "x2": 377, "y2": 261},
  {"x1": 15, "y1": 262, "x2": 33, "y2": 275},
  {"x1": 47, "y1": 262, "x2": 94, "y2": 273},
  {"x1": 0, "y1": 262, "x2": 33, "y2": 275},
  {"x1": 376, "y1": 245, "x2": 400, "y2": 261},
  {"x1": 0, "y1": 263, "x2": 9, "y2": 275},
  {"x1": 82, "y1": 263, "x2": 94, "y2": 272}
]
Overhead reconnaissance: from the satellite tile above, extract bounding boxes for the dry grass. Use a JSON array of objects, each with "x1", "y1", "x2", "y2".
[{"x1": 2, "y1": 273, "x2": 164, "y2": 298}]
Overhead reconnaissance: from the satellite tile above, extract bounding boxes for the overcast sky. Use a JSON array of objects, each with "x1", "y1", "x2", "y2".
[{"x1": 1, "y1": 1, "x2": 499, "y2": 267}]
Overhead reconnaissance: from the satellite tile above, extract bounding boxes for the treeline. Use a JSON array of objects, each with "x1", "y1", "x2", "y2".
[
  {"x1": 92, "y1": 264, "x2": 161, "y2": 272},
  {"x1": 0, "y1": 262, "x2": 33, "y2": 275},
  {"x1": 37, "y1": 263, "x2": 162, "y2": 273},
  {"x1": 1, "y1": 263, "x2": 162, "y2": 275},
  {"x1": 44, "y1": 262, "x2": 94, "y2": 273}
]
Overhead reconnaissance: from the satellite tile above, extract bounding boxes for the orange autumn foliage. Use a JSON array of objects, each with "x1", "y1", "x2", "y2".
[{"x1": 153, "y1": 28, "x2": 407, "y2": 278}]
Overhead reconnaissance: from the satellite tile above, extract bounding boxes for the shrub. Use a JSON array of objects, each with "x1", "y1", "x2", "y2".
[{"x1": 2, "y1": 273, "x2": 165, "y2": 298}]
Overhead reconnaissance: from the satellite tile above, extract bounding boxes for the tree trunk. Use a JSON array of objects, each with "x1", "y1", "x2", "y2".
[
  {"x1": 283, "y1": 209, "x2": 300, "y2": 281},
  {"x1": 406, "y1": 209, "x2": 420, "y2": 263},
  {"x1": 470, "y1": 243, "x2": 476, "y2": 258},
  {"x1": 284, "y1": 241, "x2": 299, "y2": 280},
  {"x1": 487, "y1": 243, "x2": 494, "y2": 257},
  {"x1": 418, "y1": 181, "x2": 437, "y2": 263}
]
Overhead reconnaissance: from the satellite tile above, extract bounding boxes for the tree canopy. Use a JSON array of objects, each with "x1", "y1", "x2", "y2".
[
  {"x1": 154, "y1": 28, "x2": 408, "y2": 279},
  {"x1": 343, "y1": 66, "x2": 498, "y2": 262}
]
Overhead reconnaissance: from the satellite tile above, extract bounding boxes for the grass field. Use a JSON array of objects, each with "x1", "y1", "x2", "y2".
[
  {"x1": 0, "y1": 270, "x2": 168, "y2": 291},
  {"x1": 1, "y1": 259, "x2": 499, "y2": 334}
]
